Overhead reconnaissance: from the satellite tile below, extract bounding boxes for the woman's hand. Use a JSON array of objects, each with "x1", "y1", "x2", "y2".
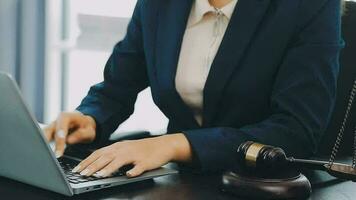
[
  {"x1": 43, "y1": 111, "x2": 97, "y2": 157},
  {"x1": 73, "y1": 134, "x2": 192, "y2": 178}
]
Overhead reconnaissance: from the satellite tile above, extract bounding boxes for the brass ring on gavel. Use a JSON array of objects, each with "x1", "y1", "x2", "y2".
[{"x1": 245, "y1": 143, "x2": 265, "y2": 168}]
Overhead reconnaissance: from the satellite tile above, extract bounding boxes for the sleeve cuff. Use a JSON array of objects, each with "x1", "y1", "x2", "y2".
[{"x1": 182, "y1": 127, "x2": 249, "y2": 172}]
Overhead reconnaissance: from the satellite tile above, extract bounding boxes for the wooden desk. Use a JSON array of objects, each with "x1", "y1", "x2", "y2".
[{"x1": 0, "y1": 167, "x2": 355, "y2": 200}]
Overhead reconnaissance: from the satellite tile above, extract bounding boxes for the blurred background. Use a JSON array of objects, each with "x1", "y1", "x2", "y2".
[{"x1": 0, "y1": 0, "x2": 168, "y2": 136}]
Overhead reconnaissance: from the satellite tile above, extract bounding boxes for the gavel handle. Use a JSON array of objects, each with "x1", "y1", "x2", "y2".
[
  {"x1": 287, "y1": 157, "x2": 329, "y2": 171},
  {"x1": 287, "y1": 158, "x2": 356, "y2": 181}
]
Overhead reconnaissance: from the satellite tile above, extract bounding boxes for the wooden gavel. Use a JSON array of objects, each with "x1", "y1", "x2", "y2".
[{"x1": 236, "y1": 141, "x2": 356, "y2": 181}]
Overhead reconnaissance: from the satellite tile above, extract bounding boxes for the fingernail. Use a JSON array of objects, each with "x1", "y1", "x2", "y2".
[
  {"x1": 55, "y1": 151, "x2": 62, "y2": 158},
  {"x1": 80, "y1": 169, "x2": 90, "y2": 176},
  {"x1": 72, "y1": 165, "x2": 81, "y2": 173},
  {"x1": 56, "y1": 130, "x2": 65, "y2": 139},
  {"x1": 93, "y1": 172, "x2": 101, "y2": 178},
  {"x1": 126, "y1": 171, "x2": 133, "y2": 177},
  {"x1": 98, "y1": 170, "x2": 106, "y2": 177},
  {"x1": 93, "y1": 170, "x2": 106, "y2": 178}
]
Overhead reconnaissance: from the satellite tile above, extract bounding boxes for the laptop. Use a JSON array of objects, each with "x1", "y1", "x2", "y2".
[{"x1": 0, "y1": 72, "x2": 178, "y2": 196}]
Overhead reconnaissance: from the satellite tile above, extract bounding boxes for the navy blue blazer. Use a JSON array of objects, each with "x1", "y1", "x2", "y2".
[{"x1": 77, "y1": 0, "x2": 344, "y2": 171}]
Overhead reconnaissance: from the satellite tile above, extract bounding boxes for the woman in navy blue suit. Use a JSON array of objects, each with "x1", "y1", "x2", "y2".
[{"x1": 45, "y1": 0, "x2": 344, "y2": 178}]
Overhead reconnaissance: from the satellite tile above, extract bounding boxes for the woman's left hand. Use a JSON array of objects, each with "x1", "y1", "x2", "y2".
[{"x1": 72, "y1": 134, "x2": 192, "y2": 178}]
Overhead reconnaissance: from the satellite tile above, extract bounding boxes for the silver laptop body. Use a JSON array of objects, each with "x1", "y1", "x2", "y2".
[{"x1": 0, "y1": 72, "x2": 177, "y2": 196}]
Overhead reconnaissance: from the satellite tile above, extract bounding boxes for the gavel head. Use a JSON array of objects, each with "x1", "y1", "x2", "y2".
[{"x1": 236, "y1": 141, "x2": 289, "y2": 173}]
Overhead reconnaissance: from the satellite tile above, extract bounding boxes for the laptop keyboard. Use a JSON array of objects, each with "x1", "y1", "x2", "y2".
[{"x1": 58, "y1": 157, "x2": 127, "y2": 184}]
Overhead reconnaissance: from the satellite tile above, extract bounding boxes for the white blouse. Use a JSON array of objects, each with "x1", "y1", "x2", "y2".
[{"x1": 175, "y1": 0, "x2": 238, "y2": 125}]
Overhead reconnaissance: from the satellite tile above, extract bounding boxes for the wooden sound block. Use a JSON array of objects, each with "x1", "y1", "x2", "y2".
[{"x1": 222, "y1": 170, "x2": 312, "y2": 199}]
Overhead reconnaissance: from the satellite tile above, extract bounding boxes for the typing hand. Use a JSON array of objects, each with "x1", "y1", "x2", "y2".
[
  {"x1": 72, "y1": 134, "x2": 192, "y2": 178},
  {"x1": 43, "y1": 111, "x2": 97, "y2": 158}
]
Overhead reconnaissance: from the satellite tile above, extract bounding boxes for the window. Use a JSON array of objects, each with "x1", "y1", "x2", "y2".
[{"x1": 45, "y1": 0, "x2": 168, "y2": 135}]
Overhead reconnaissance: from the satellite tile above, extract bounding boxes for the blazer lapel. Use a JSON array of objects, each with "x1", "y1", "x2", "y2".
[
  {"x1": 155, "y1": 0, "x2": 200, "y2": 129},
  {"x1": 203, "y1": 0, "x2": 271, "y2": 126},
  {"x1": 155, "y1": 0, "x2": 192, "y2": 89}
]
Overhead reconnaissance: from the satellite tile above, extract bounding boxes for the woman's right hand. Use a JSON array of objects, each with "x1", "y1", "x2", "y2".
[{"x1": 43, "y1": 111, "x2": 97, "y2": 158}]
